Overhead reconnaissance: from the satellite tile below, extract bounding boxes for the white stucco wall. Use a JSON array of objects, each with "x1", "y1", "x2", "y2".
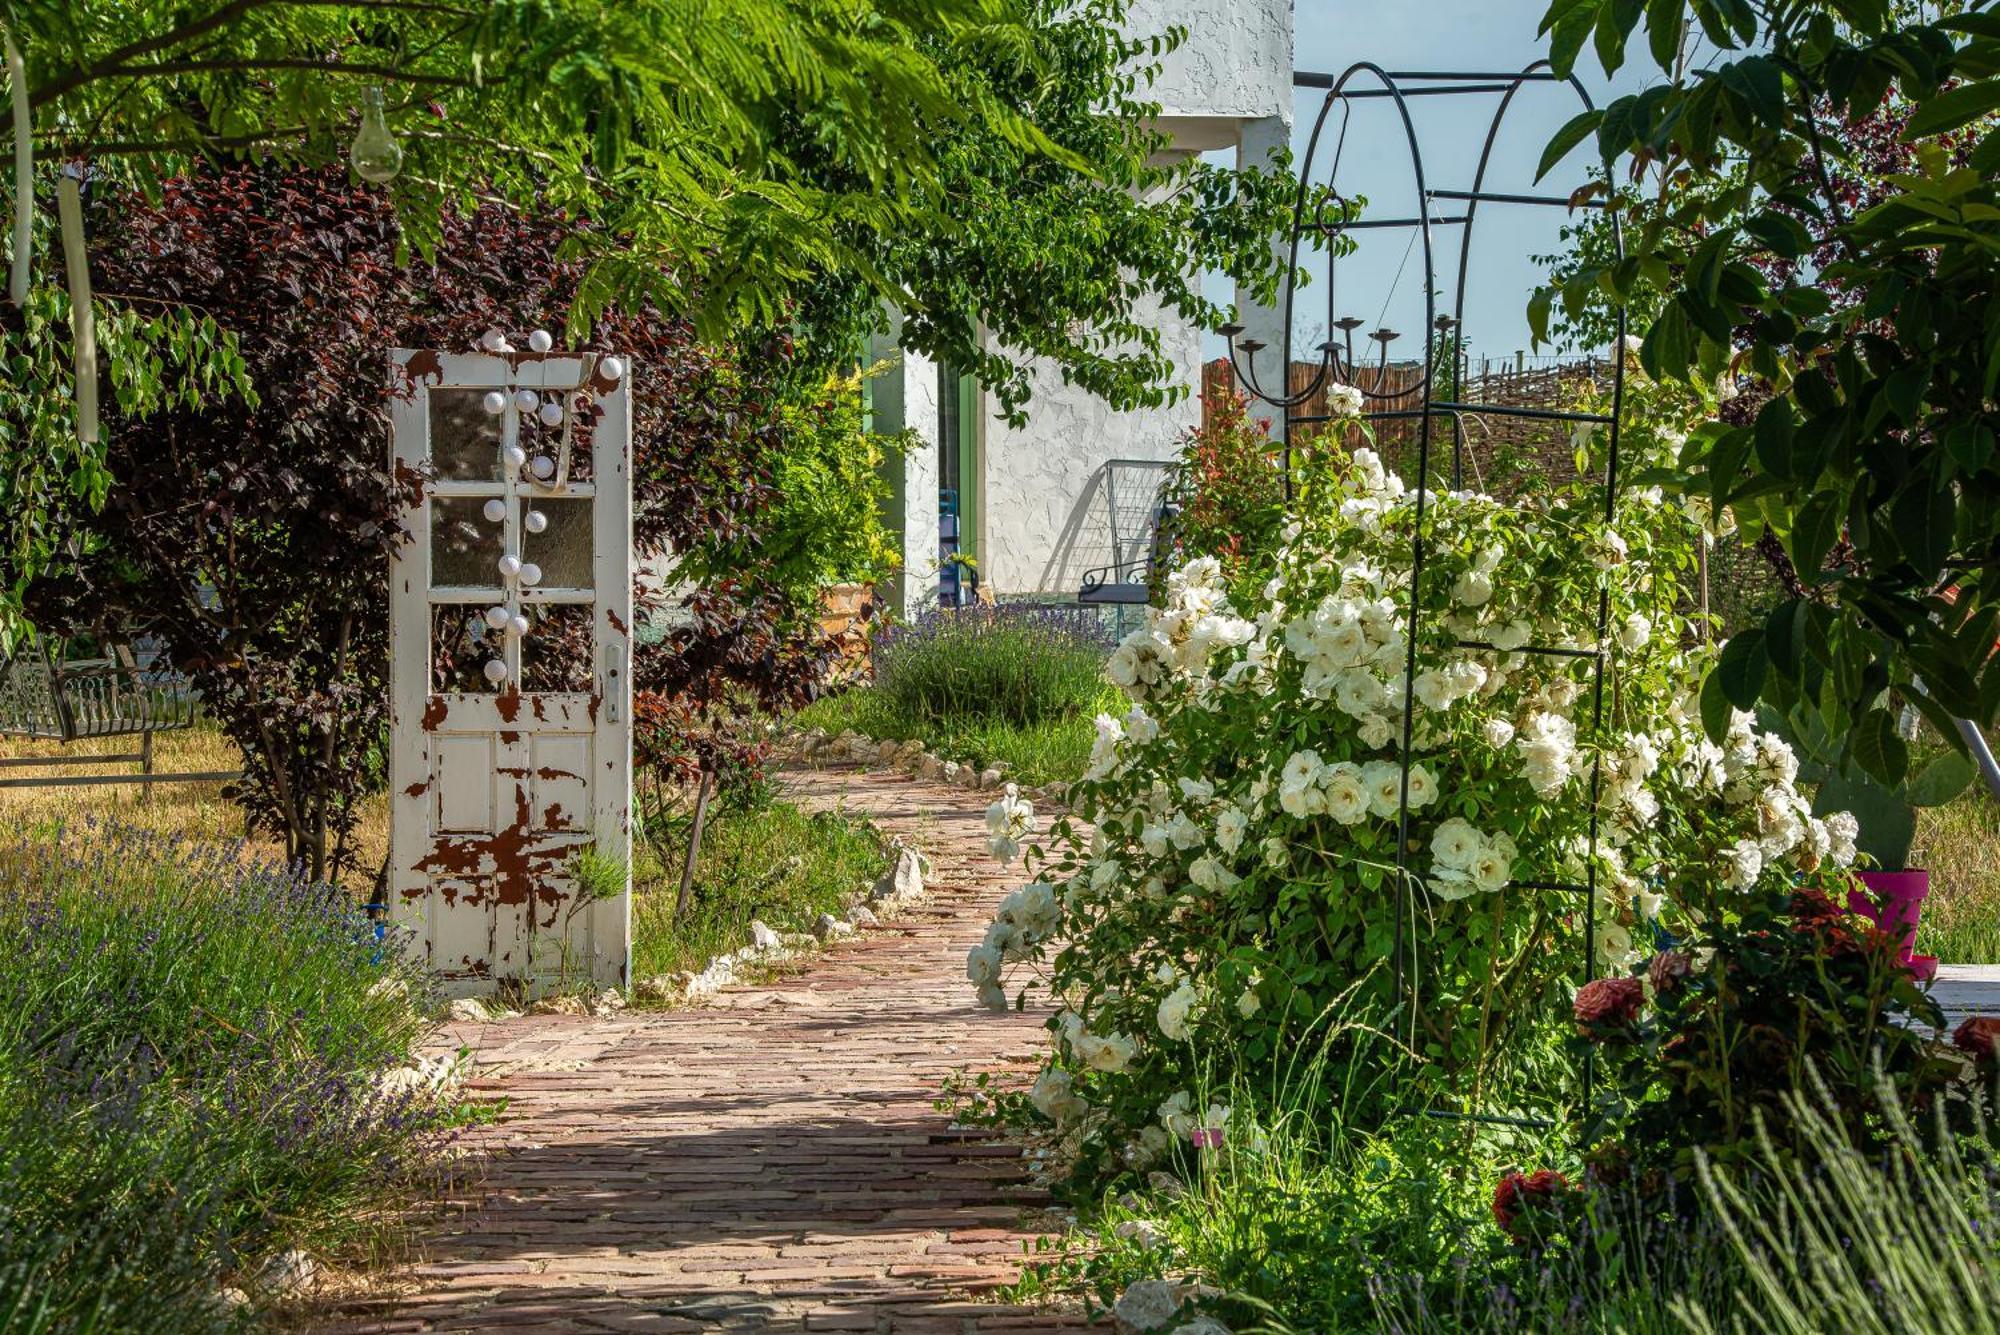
[
  {"x1": 1126, "y1": 0, "x2": 1293, "y2": 131},
  {"x1": 975, "y1": 292, "x2": 1204, "y2": 596}
]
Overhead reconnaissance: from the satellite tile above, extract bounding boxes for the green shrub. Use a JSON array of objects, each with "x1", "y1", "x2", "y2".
[
  {"x1": 873, "y1": 604, "x2": 1114, "y2": 729},
  {"x1": 0, "y1": 823, "x2": 453, "y2": 1328}
]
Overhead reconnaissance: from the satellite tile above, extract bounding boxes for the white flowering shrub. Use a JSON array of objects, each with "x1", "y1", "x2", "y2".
[{"x1": 971, "y1": 445, "x2": 1858, "y2": 1174}]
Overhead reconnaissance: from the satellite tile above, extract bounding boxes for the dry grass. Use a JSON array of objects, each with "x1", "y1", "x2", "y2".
[{"x1": 0, "y1": 727, "x2": 389, "y2": 892}]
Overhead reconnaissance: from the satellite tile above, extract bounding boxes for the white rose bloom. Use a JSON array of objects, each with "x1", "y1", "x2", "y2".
[
  {"x1": 1091, "y1": 857, "x2": 1123, "y2": 892},
  {"x1": 1594, "y1": 530, "x2": 1629, "y2": 569},
  {"x1": 1722, "y1": 839, "x2": 1765, "y2": 890},
  {"x1": 1214, "y1": 807, "x2": 1248, "y2": 855},
  {"x1": 1319, "y1": 618, "x2": 1370, "y2": 668},
  {"x1": 1484, "y1": 717, "x2": 1517, "y2": 749},
  {"x1": 1030, "y1": 1067, "x2": 1085, "y2": 1123},
  {"x1": 966, "y1": 943, "x2": 1001, "y2": 987},
  {"x1": 984, "y1": 784, "x2": 1036, "y2": 864},
  {"x1": 1141, "y1": 824, "x2": 1172, "y2": 858},
  {"x1": 1083, "y1": 713, "x2": 1125, "y2": 781},
  {"x1": 1073, "y1": 1028, "x2": 1137, "y2": 1073},
  {"x1": 1358, "y1": 714, "x2": 1399, "y2": 749},
  {"x1": 1157, "y1": 1090, "x2": 1196, "y2": 1137},
  {"x1": 1452, "y1": 567, "x2": 1495, "y2": 607},
  {"x1": 1188, "y1": 855, "x2": 1240, "y2": 893},
  {"x1": 1261, "y1": 836, "x2": 1289, "y2": 869},
  {"x1": 1517, "y1": 712, "x2": 1577, "y2": 797},
  {"x1": 1470, "y1": 845, "x2": 1512, "y2": 893},
  {"x1": 1334, "y1": 668, "x2": 1387, "y2": 719},
  {"x1": 1404, "y1": 763, "x2": 1438, "y2": 809},
  {"x1": 1125, "y1": 704, "x2": 1160, "y2": 745},
  {"x1": 1617, "y1": 611, "x2": 1652, "y2": 652},
  {"x1": 1157, "y1": 980, "x2": 1199, "y2": 1040},
  {"x1": 977, "y1": 981, "x2": 1008, "y2": 1010},
  {"x1": 1236, "y1": 983, "x2": 1261, "y2": 1018},
  {"x1": 1327, "y1": 382, "x2": 1364, "y2": 418},
  {"x1": 1412, "y1": 668, "x2": 1455, "y2": 712},
  {"x1": 1164, "y1": 810, "x2": 1202, "y2": 851},
  {"x1": 1323, "y1": 763, "x2": 1371, "y2": 824},
  {"x1": 1362, "y1": 760, "x2": 1403, "y2": 819},
  {"x1": 1431, "y1": 817, "x2": 1482, "y2": 869},
  {"x1": 1825, "y1": 810, "x2": 1860, "y2": 866}
]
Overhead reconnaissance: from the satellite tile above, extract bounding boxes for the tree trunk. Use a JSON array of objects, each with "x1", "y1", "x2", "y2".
[{"x1": 675, "y1": 768, "x2": 714, "y2": 922}]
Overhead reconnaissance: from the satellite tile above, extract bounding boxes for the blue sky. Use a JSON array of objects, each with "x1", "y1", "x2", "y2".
[{"x1": 1203, "y1": 0, "x2": 1661, "y2": 367}]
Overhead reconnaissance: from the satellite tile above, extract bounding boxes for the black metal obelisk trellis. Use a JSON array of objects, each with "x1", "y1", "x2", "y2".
[{"x1": 1220, "y1": 61, "x2": 1628, "y2": 1129}]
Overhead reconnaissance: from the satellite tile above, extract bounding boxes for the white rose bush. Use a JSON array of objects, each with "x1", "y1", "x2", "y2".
[{"x1": 969, "y1": 442, "x2": 1859, "y2": 1176}]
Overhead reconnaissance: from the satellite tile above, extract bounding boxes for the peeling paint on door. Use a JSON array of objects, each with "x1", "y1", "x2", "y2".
[{"x1": 386, "y1": 349, "x2": 634, "y2": 998}]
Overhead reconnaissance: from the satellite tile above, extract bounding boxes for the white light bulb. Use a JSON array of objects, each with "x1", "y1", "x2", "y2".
[
  {"x1": 530, "y1": 455, "x2": 556, "y2": 480},
  {"x1": 528, "y1": 329, "x2": 553, "y2": 354},
  {"x1": 497, "y1": 554, "x2": 522, "y2": 579},
  {"x1": 483, "y1": 604, "x2": 511, "y2": 630},
  {"x1": 537, "y1": 400, "x2": 564, "y2": 427},
  {"x1": 478, "y1": 328, "x2": 510, "y2": 354},
  {"x1": 509, "y1": 613, "x2": 530, "y2": 637},
  {"x1": 481, "y1": 389, "x2": 507, "y2": 415},
  {"x1": 599, "y1": 355, "x2": 625, "y2": 381},
  {"x1": 481, "y1": 498, "x2": 506, "y2": 524},
  {"x1": 520, "y1": 562, "x2": 542, "y2": 587},
  {"x1": 512, "y1": 388, "x2": 540, "y2": 413},
  {"x1": 524, "y1": 509, "x2": 548, "y2": 534},
  {"x1": 503, "y1": 445, "x2": 527, "y2": 470},
  {"x1": 482, "y1": 658, "x2": 508, "y2": 684},
  {"x1": 349, "y1": 88, "x2": 403, "y2": 185}
]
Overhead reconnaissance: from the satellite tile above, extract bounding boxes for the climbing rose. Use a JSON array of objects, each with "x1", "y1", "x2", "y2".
[
  {"x1": 1955, "y1": 1016, "x2": 2000, "y2": 1064},
  {"x1": 1573, "y1": 976, "x2": 1644, "y2": 1038},
  {"x1": 1492, "y1": 1168, "x2": 1574, "y2": 1243},
  {"x1": 1646, "y1": 950, "x2": 1693, "y2": 997}
]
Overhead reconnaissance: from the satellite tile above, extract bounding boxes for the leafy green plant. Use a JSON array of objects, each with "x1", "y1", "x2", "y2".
[{"x1": 1536, "y1": 0, "x2": 2000, "y2": 788}]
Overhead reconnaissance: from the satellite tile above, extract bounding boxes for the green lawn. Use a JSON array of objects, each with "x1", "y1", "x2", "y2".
[{"x1": 792, "y1": 686, "x2": 1101, "y2": 789}]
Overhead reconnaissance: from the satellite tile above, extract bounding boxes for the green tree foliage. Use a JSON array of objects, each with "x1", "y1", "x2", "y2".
[{"x1": 1536, "y1": 0, "x2": 2000, "y2": 790}]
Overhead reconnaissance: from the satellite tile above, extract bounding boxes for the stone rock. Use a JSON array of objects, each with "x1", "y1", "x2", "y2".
[
  {"x1": 916, "y1": 754, "x2": 946, "y2": 781},
  {"x1": 848, "y1": 904, "x2": 879, "y2": 927},
  {"x1": 592, "y1": 988, "x2": 627, "y2": 1014},
  {"x1": 1113, "y1": 1218, "x2": 1168, "y2": 1251},
  {"x1": 1044, "y1": 781, "x2": 1069, "y2": 804},
  {"x1": 750, "y1": 919, "x2": 782, "y2": 951},
  {"x1": 257, "y1": 1249, "x2": 319, "y2": 1297},
  {"x1": 1112, "y1": 1277, "x2": 1182, "y2": 1332},
  {"x1": 445, "y1": 997, "x2": 490, "y2": 1024},
  {"x1": 526, "y1": 993, "x2": 588, "y2": 1016},
  {"x1": 871, "y1": 846, "x2": 926, "y2": 903},
  {"x1": 941, "y1": 760, "x2": 962, "y2": 782},
  {"x1": 876, "y1": 738, "x2": 902, "y2": 764},
  {"x1": 813, "y1": 912, "x2": 854, "y2": 942},
  {"x1": 633, "y1": 975, "x2": 676, "y2": 1003},
  {"x1": 978, "y1": 767, "x2": 1004, "y2": 790}
]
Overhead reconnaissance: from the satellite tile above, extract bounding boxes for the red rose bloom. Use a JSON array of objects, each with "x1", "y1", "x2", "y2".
[
  {"x1": 1955, "y1": 1016, "x2": 2000, "y2": 1063},
  {"x1": 1574, "y1": 976, "x2": 1645, "y2": 1038},
  {"x1": 1492, "y1": 1168, "x2": 1573, "y2": 1242},
  {"x1": 1646, "y1": 950, "x2": 1692, "y2": 996}
]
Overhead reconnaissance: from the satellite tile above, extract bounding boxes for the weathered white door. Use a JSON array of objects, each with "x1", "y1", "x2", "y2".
[{"x1": 386, "y1": 349, "x2": 633, "y2": 996}]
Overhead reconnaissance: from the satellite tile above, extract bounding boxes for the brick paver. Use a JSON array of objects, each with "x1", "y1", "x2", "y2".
[{"x1": 321, "y1": 766, "x2": 1092, "y2": 1334}]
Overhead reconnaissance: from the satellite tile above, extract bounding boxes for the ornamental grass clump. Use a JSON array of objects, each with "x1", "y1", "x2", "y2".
[
  {"x1": 972, "y1": 442, "x2": 1861, "y2": 1180},
  {"x1": 873, "y1": 603, "x2": 1114, "y2": 729},
  {"x1": 0, "y1": 821, "x2": 456, "y2": 1330}
]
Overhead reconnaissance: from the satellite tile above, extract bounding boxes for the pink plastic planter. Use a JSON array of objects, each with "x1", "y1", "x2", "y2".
[{"x1": 1847, "y1": 869, "x2": 1933, "y2": 980}]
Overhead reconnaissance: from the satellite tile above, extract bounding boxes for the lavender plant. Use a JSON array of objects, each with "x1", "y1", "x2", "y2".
[
  {"x1": 0, "y1": 822, "x2": 456, "y2": 1329},
  {"x1": 872, "y1": 603, "x2": 1116, "y2": 729}
]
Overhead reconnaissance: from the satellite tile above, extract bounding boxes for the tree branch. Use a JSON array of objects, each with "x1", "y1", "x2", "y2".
[{"x1": 106, "y1": 58, "x2": 473, "y2": 88}]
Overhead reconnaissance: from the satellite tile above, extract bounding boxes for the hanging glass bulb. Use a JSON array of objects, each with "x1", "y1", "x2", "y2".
[
  {"x1": 524, "y1": 509, "x2": 548, "y2": 534},
  {"x1": 513, "y1": 388, "x2": 540, "y2": 413},
  {"x1": 481, "y1": 390, "x2": 507, "y2": 415},
  {"x1": 497, "y1": 554, "x2": 522, "y2": 579},
  {"x1": 537, "y1": 400, "x2": 564, "y2": 427},
  {"x1": 509, "y1": 613, "x2": 530, "y2": 638},
  {"x1": 483, "y1": 604, "x2": 511, "y2": 630},
  {"x1": 520, "y1": 562, "x2": 543, "y2": 587},
  {"x1": 599, "y1": 355, "x2": 626, "y2": 381},
  {"x1": 349, "y1": 88, "x2": 404, "y2": 185},
  {"x1": 479, "y1": 328, "x2": 512, "y2": 354},
  {"x1": 528, "y1": 329, "x2": 553, "y2": 354},
  {"x1": 482, "y1": 498, "x2": 507, "y2": 524},
  {"x1": 503, "y1": 444, "x2": 527, "y2": 471},
  {"x1": 482, "y1": 658, "x2": 508, "y2": 684},
  {"x1": 529, "y1": 455, "x2": 556, "y2": 481}
]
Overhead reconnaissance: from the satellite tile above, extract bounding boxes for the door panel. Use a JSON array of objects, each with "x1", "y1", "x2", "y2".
[{"x1": 387, "y1": 349, "x2": 633, "y2": 998}]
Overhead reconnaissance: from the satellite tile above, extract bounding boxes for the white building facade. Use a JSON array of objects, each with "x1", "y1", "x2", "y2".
[{"x1": 871, "y1": 0, "x2": 1294, "y2": 612}]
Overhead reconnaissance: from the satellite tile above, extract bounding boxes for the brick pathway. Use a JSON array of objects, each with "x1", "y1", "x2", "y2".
[{"x1": 322, "y1": 766, "x2": 1092, "y2": 1334}]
